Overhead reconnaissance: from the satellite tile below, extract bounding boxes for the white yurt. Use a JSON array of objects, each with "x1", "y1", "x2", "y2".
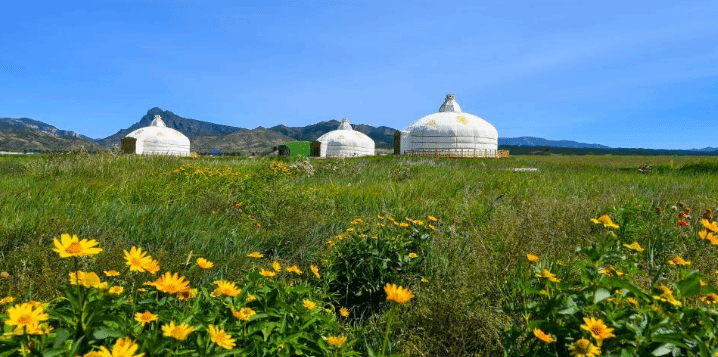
[
  {"x1": 311, "y1": 118, "x2": 375, "y2": 158},
  {"x1": 395, "y1": 94, "x2": 499, "y2": 157},
  {"x1": 121, "y1": 115, "x2": 190, "y2": 156}
]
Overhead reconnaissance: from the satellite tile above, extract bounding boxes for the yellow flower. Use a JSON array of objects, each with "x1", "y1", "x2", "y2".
[
  {"x1": 414, "y1": 220, "x2": 424, "y2": 226},
  {"x1": 700, "y1": 219, "x2": 718, "y2": 232},
  {"x1": 69, "y1": 271, "x2": 104, "y2": 288},
  {"x1": 104, "y1": 270, "x2": 120, "y2": 277},
  {"x1": 177, "y1": 288, "x2": 197, "y2": 301},
  {"x1": 161, "y1": 321, "x2": 194, "y2": 341},
  {"x1": 97, "y1": 337, "x2": 144, "y2": 357},
  {"x1": 1, "y1": 296, "x2": 15, "y2": 304},
  {"x1": 428, "y1": 215, "x2": 438, "y2": 222},
  {"x1": 52, "y1": 233, "x2": 102, "y2": 258},
  {"x1": 699, "y1": 230, "x2": 718, "y2": 244},
  {"x1": 378, "y1": 215, "x2": 385, "y2": 220},
  {"x1": 399, "y1": 222, "x2": 409, "y2": 227},
  {"x1": 286, "y1": 265, "x2": 303, "y2": 275},
  {"x1": 408, "y1": 252, "x2": 418, "y2": 259},
  {"x1": 428, "y1": 224, "x2": 436, "y2": 230},
  {"x1": 259, "y1": 269, "x2": 276, "y2": 277},
  {"x1": 142, "y1": 259, "x2": 160, "y2": 275},
  {"x1": 581, "y1": 317, "x2": 615, "y2": 345},
  {"x1": 346, "y1": 227, "x2": 355, "y2": 232},
  {"x1": 701, "y1": 293, "x2": 718, "y2": 305},
  {"x1": 535, "y1": 269, "x2": 561, "y2": 283},
  {"x1": 569, "y1": 338, "x2": 601, "y2": 357},
  {"x1": 208, "y1": 325, "x2": 236, "y2": 350},
  {"x1": 108, "y1": 286, "x2": 124, "y2": 295},
  {"x1": 326, "y1": 335, "x2": 346, "y2": 347},
  {"x1": 384, "y1": 283, "x2": 414, "y2": 303},
  {"x1": 668, "y1": 256, "x2": 691, "y2": 266},
  {"x1": 623, "y1": 241, "x2": 644, "y2": 252},
  {"x1": 231, "y1": 307, "x2": 256, "y2": 321},
  {"x1": 533, "y1": 328, "x2": 554, "y2": 343},
  {"x1": 247, "y1": 251, "x2": 264, "y2": 258},
  {"x1": 627, "y1": 297, "x2": 638, "y2": 307},
  {"x1": 152, "y1": 272, "x2": 191, "y2": 295},
  {"x1": 303, "y1": 299, "x2": 316, "y2": 310},
  {"x1": 272, "y1": 261, "x2": 282, "y2": 272},
  {"x1": 591, "y1": 214, "x2": 619, "y2": 229},
  {"x1": 340, "y1": 307, "x2": 350, "y2": 317},
  {"x1": 5, "y1": 302, "x2": 49, "y2": 330},
  {"x1": 211, "y1": 280, "x2": 241, "y2": 297},
  {"x1": 124, "y1": 247, "x2": 151, "y2": 272},
  {"x1": 196, "y1": 258, "x2": 214, "y2": 269},
  {"x1": 246, "y1": 294, "x2": 257, "y2": 302},
  {"x1": 311, "y1": 264, "x2": 320, "y2": 278},
  {"x1": 421, "y1": 277, "x2": 429, "y2": 283},
  {"x1": 0, "y1": 272, "x2": 9, "y2": 278},
  {"x1": 134, "y1": 311, "x2": 158, "y2": 326},
  {"x1": 653, "y1": 285, "x2": 682, "y2": 306},
  {"x1": 526, "y1": 253, "x2": 539, "y2": 262}
]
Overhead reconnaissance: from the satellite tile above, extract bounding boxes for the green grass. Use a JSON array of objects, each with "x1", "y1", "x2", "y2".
[{"x1": 2, "y1": 152, "x2": 718, "y2": 356}]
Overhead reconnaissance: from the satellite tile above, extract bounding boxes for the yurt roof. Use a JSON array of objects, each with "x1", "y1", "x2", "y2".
[
  {"x1": 125, "y1": 115, "x2": 190, "y2": 145},
  {"x1": 403, "y1": 94, "x2": 498, "y2": 140},
  {"x1": 316, "y1": 118, "x2": 374, "y2": 145}
]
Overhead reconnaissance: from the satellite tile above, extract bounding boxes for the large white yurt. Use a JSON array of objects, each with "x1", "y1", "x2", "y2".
[
  {"x1": 121, "y1": 115, "x2": 190, "y2": 156},
  {"x1": 311, "y1": 118, "x2": 375, "y2": 158},
  {"x1": 395, "y1": 94, "x2": 499, "y2": 157}
]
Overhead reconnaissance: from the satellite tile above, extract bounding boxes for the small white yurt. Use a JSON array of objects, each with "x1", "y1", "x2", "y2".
[
  {"x1": 311, "y1": 118, "x2": 375, "y2": 158},
  {"x1": 121, "y1": 115, "x2": 190, "y2": 156},
  {"x1": 395, "y1": 94, "x2": 499, "y2": 157}
]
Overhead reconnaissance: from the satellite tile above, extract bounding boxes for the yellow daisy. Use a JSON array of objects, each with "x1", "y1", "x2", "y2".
[
  {"x1": 141, "y1": 259, "x2": 160, "y2": 275},
  {"x1": 108, "y1": 286, "x2": 124, "y2": 295},
  {"x1": 0, "y1": 296, "x2": 14, "y2": 304},
  {"x1": 134, "y1": 311, "x2": 158, "y2": 326},
  {"x1": 104, "y1": 270, "x2": 120, "y2": 277},
  {"x1": 152, "y1": 272, "x2": 191, "y2": 295},
  {"x1": 161, "y1": 321, "x2": 194, "y2": 341},
  {"x1": 286, "y1": 265, "x2": 303, "y2": 275},
  {"x1": 124, "y1": 247, "x2": 151, "y2": 272},
  {"x1": 303, "y1": 299, "x2": 316, "y2": 310},
  {"x1": 259, "y1": 269, "x2": 276, "y2": 277},
  {"x1": 5, "y1": 302, "x2": 49, "y2": 330},
  {"x1": 526, "y1": 253, "x2": 539, "y2": 262},
  {"x1": 211, "y1": 280, "x2": 241, "y2": 297},
  {"x1": 668, "y1": 256, "x2": 691, "y2": 266},
  {"x1": 311, "y1": 264, "x2": 320, "y2": 278},
  {"x1": 247, "y1": 251, "x2": 264, "y2": 258},
  {"x1": 340, "y1": 307, "x2": 350, "y2": 317},
  {"x1": 97, "y1": 337, "x2": 144, "y2": 357},
  {"x1": 196, "y1": 258, "x2": 214, "y2": 269},
  {"x1": 52, "y1": 233, "x2": 102, "y2": 258},
  {"x1": 231, "y1": 307, "x2": 256, "y2": 321},
  {"x1": 384, "y1": 283, "x2": 414, "y2": 303},
  {"x1": 327, "y1": 335, "x2": 346, "y2": 347},
  {"x1": 701, "y1": 293, "x2": 718, "y2": 305},
  {"x1": 428, "y1": 215, "x2": 438, "y2": 222},
  {"x1": 408, "y1": 252, "x2": 418, "y2": 259},
  {"x1": 623, "y1": 241, "x2": 644, "y2": 252},
  {"x1": 569, "y1": 338, "x2": 601, "y2": 357},
  {"x1": 533, "y1": 328, "x2": 554, "y2": 343},
  {"x1": 580, "y1": 317, "x2": 615, "y2": 345},
  {"x1": 272, "y1": 261, "x2": 282, "y2": 272},
  {"x1": 208, "y1": 325, "x2": 236, "y2": 350}
]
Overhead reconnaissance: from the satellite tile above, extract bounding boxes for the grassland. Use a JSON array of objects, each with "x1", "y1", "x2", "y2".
[{"x1": 1, "y1": 153, "x2": 718, "y2": 356}]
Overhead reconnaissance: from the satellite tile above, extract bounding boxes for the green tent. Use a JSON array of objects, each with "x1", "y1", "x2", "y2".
[{"x1": 278, "y1": 141, "x2": 311, "y2": 158}]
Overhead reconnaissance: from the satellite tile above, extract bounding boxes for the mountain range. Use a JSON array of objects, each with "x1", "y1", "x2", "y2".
[{"x1": 1, "y1": 108, "x2": 716, "y2": 154}]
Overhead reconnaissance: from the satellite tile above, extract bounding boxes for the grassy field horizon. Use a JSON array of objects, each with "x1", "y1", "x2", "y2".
[{"x1": 2, "y1": 153, "x2": 718, "y2": 356}]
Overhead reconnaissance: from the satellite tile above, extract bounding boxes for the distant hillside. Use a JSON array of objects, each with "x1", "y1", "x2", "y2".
[
  {"x1": 98, "y1": 108, "x2": 241, "y2": 147},
  {"x1": 499, "y1": 136, "x2": 610, "y2": 149},
  {"x1": 192, "y1": 129, "x2": 295, "y2": 155},
  {"x1": 269, "y1": 120, "x2": 397, "y2": 148},
  {"x1": 0, "y1": 117, "x2": 101, "y2": 152}
]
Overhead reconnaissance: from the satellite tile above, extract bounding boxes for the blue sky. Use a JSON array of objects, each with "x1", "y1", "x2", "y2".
[{"x1": 1, "y1": 0, "x2": 717, "y2": 149}]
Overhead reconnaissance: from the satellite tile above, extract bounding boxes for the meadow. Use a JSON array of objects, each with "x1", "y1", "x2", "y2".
[{"x1": 1, "y1": 152, "x2": 718, "y2": 356}]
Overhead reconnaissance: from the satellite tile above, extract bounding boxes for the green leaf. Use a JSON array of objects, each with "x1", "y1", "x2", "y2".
[
  {"x1": 651, "y1": 343, "x2": 678, "y2": 356},
  {"x1": 42, "y1": 348, "x2": 71, "y2": 357},
  {"x1": 602, "y1": 277, "x2": 650, "y2": 299},
  {"x1": 53, "y1": 328, "x2": 70, "y2": 348},
  {"x1": 594, "y1": 288, "x2": 611, "y2": 304},
  {"x1": 676, "y1": 271, "x2": 701, "y2": 298},
  {"x1": 92, "y1": 327, "x2": 125, "y2": 340}
]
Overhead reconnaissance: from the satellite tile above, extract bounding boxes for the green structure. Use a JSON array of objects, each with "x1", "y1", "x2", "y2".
[{"x1": 278, "y1": 141, "x2": 311, "y2": 158}]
